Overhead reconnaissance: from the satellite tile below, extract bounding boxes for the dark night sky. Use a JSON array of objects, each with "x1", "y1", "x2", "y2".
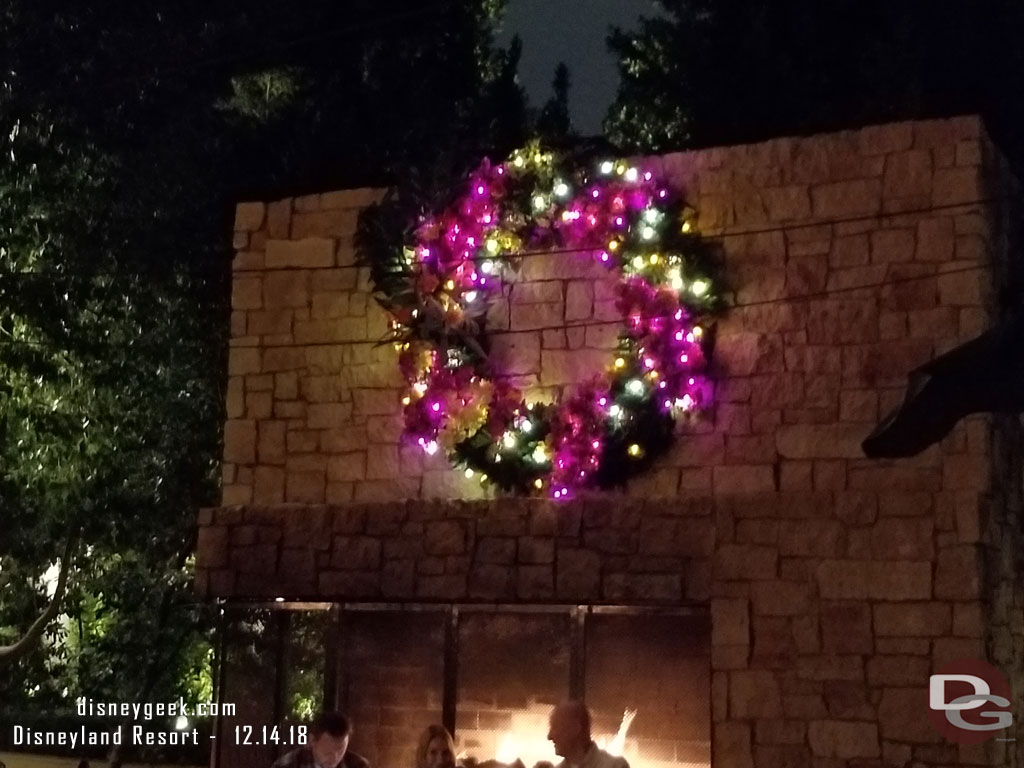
[{"x1": 497, "y1": 0, "x2": 665, "y2": 136}]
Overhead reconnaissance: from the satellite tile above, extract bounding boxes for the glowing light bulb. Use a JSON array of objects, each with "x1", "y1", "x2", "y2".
[
  {"x1": 644, "y1": 209, "x2": 659, "y2": 224},
  {"x1": 424, "y1": 440, "x2": 439, "y2": 455},
  {"x1": 626, "y1": 379, "x2": 644, "y2": 395},
  {"x1": 641, "y1": 226, "x2": 656, "y2": 240},
  {"x1": 692, "y1": 280, "x2": 708, "y2": 296},
  {"x1": 413, "y1": 382, "x2": 428, "y2": 395},
  {"x1": 521, "y1": 420, "x2": 533, "y2": 433},
  {"x1": 649, "y1": 253, "x2": 660, "y2": 264},
  {"x1": 609, "y1": 404, "x2": 622, "y2": 417},
  {"x1": 533, "y1": 194, "x2": 547, "y2": 210},
  {"x1": 513, "y1": 155, "x2": 525, "y2": 168},
  {"x1": 600, "y1": 160, "x2": 614, "y2": 174},
  {"x1": 476, "y1": 185, "x2": 485, "y2": 195},
  {"x1": 401, "y1": 395, "x2": 411, "y2": 405},
  {"x1": 486, "y1": 239, "x2": 499, "y2": 253},
  {"x1": 480, "y1": 473, "x2": 488, "y2": 482},
  {"x1": 502, "y1": 432, "x2": 517, "y2": 449},
  {"x1": 616, "y1": 163, "x2": 626, "y2": 175},
  {"x1": 465, "y1": 468, "x2": 475, "y2": 478},
  {"x1": 600, "y1": 251, "x2": 610, "y2": 262},
  {"x1": 669, "y1": 269, "x2": 684, "y2": 290},
  {"x1": 628, "y1": 444, "x2": 641, "y2": 457},
  {"x1": 644, "y1": 171, "x2": 653, "y2": 181},
  {"x1": 431, "y1": 402, "x2": 441, "y2": 412},
  {"x1": 554, "y1": 181, "x2": 570, "y2": 197},
  {"x1": 608, "y1": 240, "x2": 619, "y2": 251},
  {"x1": 632, "y1": 255, "x2": 644, "y2": 269},
  {"x1": 694, "y1": 326, "x2": 703, "y2": 337},
  {"x1": 614, "y1": 357, "x2": 626, "y2": 369},
  {"x1": 682, "y1": 221, "x2": 692, "y2": 233},
  {"x1": 625, "y1": 167, "x2": 639, "y2": 182},
  {"x1": 465, "y1": 291, "x2": 478, "y2": 303},
  {"x1": 445, "y1": 279, "x2": 455, "y2": 291},
  {"x1": 534, "y1": 478, "x2": 543, "y2": 489},
  {"x1": 532, "y1": 445, "x2": 549, "y2": 463}
]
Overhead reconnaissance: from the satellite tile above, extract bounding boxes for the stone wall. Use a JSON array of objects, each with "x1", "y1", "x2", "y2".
[{"x1": 202, "y1": 115, "x2": 1023, "y2": 767}]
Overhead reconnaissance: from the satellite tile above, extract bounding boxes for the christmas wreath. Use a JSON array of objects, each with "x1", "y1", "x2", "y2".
[{"x1": 358, "y1": 142, "x2": 722, "y2": 498}]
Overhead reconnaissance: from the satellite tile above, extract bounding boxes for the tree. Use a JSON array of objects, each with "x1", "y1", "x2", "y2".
[
  {"x1": 537, "y1": 62, "x2": 574, "y2": 142},
  {"x1": 604, "y1": 0, "x2": 1024, "y2": 173},
  {"x1": 1, "y1": 1, "x2": 527, "y2": 763}
]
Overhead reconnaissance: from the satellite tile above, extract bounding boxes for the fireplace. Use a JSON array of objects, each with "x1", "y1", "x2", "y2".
[{"x1": 216, "y1": 603, "x2": 710, "y2": 768}]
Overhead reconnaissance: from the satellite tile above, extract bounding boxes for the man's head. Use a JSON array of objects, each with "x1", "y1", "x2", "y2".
[
  {"x1": 309, "y1": 711, "x2": 352, "y2": 768},
  {"x1": 547, "y1": 701, "x2": 591, "y2": 761}
]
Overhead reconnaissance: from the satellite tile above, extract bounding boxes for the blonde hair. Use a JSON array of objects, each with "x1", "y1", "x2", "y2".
[{"x1": 415, "y1": 724, "x2": 456, "y2": 768}]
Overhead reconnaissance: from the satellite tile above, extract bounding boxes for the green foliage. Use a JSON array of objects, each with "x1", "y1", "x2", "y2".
[
  {"x1": 1, "y1": 1, "x2": 528, "y2": 756},
  {"x1": 536, "y1": 63, "x2": 575, "y2": 142},
  {"x1": 605, "y1": 0, "x2": 1024, "y2": 171}
]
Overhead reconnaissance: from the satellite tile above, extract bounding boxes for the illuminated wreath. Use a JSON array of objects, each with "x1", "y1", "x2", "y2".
[{"x1": 373, "y1": 143, "x2": 721, "y2": 498}]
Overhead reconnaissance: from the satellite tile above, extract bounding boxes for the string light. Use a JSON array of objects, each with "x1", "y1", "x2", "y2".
[{"x1": 628, "y1": 444, "x2": 642, "y2": 457}]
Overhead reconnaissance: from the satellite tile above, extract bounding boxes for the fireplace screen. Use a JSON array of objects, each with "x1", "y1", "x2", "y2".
[{"x1": 216, "y1": 604, "x2": 710, "y2": 768}]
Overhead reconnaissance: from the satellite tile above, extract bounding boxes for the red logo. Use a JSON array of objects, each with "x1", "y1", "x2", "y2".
[{"x1": 928, "y1": 659, "x2": 1013, "y2": 744}]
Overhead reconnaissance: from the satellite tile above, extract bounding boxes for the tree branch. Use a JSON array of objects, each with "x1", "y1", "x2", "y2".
[{"x1": 0, "y1": 532, "x2": 78, "y2": 664}]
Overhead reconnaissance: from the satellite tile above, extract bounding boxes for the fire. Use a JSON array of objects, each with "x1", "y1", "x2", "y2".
[
  {"x1": 597, "y1": 709, "x2": 637, "y2": 757},
  {"x1": 488, "y1": 708, "x2": 638, "y2": 768}
]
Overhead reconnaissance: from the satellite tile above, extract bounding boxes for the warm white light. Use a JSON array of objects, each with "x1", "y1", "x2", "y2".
[
  {"x1": 464, "y1": 291, "x2": 478, "y2": 303},
  {"x1": 625, "y1": 167, "x2": 639, "y2": 182},
  {"x1": 691, "y1": 279, "x2": 708, "y2": 296},
  {"x1": 626, "y1": 379, "x2": 644, "y2": 396},
  {"x1": 641, "y1": 226, "x2": 656, "y2": 240},
  {"x1": 609, "y1": 404, "x2": 622, "y2": 417},
  {"x1": 464, "y1": 468, "x2": 475, "y2": 478},
  {"x1": 600, "y1": 160, "x2": 614, "y2": 174},
  {"x1": 424, "y1": 440, "x2": 439, "y2": 455},
  {"x1": 554, "y1": 181, "x2": 570, "y2": 197},
  {"x1": 175, "y1": 716, "x2": 189, "y2": 730},
  {"x1": 502, "y1": 432, "x2": 517, "y2": 449},
  {"x1": 533, "y1": 194, "x2": 547, "y2": 210}
]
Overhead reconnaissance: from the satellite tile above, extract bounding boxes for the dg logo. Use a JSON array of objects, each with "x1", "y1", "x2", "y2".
[{"x1": 928, "y1": 658, "x2": 1014, "y2": 744}]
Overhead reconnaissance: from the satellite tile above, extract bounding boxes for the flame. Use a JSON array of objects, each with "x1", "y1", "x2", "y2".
[
  {"x1": 603, "y1": 709, "x2": 637, "y2": 757},
  {"x1": 496, "y1": 733, "x2": 520, "y2": 764}
]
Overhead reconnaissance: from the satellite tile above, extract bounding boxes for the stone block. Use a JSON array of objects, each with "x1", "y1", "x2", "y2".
[
  {"x1": 197, "y1": 526, "x2": 229, "y2": 569},
  {"x1": 539, "y1": 349, "x2": 610, "y2": 385},
  {"x1": 882, "y1": 150, "x2": 932, "y2": 199},
  {"x1": 556, "y1": 548, "x2": 600, "y2": 599},
  {"x1": 468, "y1": 564, "x2": 515, "y2": 599},
  {"x1": 286, "y1": 470, "x2": 325, "y2": 503},
  {"x1": 932, "y1": 166, "x2": 981, "y2": 207},
  {"x1": 764, "y1": 185, "x2": 811, "y2": 221},
  {"x1": 873, "y1": 602, "x2": 951, "y2": 636},
  {"x1": 871, "y1": 228, "x2": 915, "y2": 263},
  {"x1": 712, "y1": 598, "x2": 750, "y2": 646},
  {"x1": 265, "y1": 238, "x2": 335, "y2": 269},
  {"x1": 750, "y1": 581, "x2": 810, "y2": 617},
  {"x1": 878, "y1": 687, "x2": 939, "y2": 743},
  {"x1": 235, "y1": 201, "x2": 266, "y2": 232},
  {"x1": 810, "y1": 179, "x2": 882, "y2": 218},
  {"x1": 424, "y1": 520, "x2": 466, "y2": 555},
  {"x1": 489, "y1": 331, "x2": 541, "y2": 375},
  {"x1": 730, "y1": 670, "x2": 783, "y2": 718},
  {"x1": 716, "y1": 545, "x2": 778, "y2": 580},
  {"x1": 820, "y1": 602, "x2": 873, "y2": 654},
  {"x1": 713, "y1": 466, "x2": 775, "y2": 494},
  {"x1": 603, "y1": 573, "x2": 681, "y2": 601},
  {"x1": 934, "y1": 545, "x2": 982, "y2": 599},
  {"x1": 224, "y1": 420, "x2": 257, "y2": 464},
  {"x1": 808, "y1": 721, "x2": 879, "y2": 759},
  {"x1": 714, "y1": 722, "x2": 753, "y2": 768},
  {"x1": 264, "y1": 270, "x2": 310, "y2": 308}
]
